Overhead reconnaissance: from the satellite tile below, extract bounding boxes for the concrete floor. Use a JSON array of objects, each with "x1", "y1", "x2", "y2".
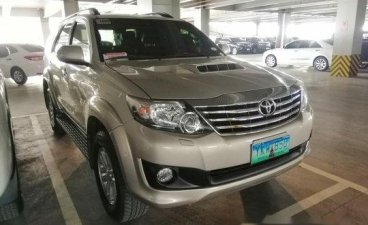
[{"x1": 2, "y1": 55, "x2": 368, "y2": 225}]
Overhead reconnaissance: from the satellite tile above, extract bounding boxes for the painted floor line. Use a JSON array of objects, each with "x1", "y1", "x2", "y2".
[
  {"x1": 12, "y1": 112, "x2": 48, "y2": 119},
  {"x1": 262, "y1": 183, "x2": 348, "y2": 223},
  {"x1": 301, "y1": 163, "x2": 368, "y2": 195},
  {"x1": 30, "y1": 115, "x2": 82, "y2": 225}
]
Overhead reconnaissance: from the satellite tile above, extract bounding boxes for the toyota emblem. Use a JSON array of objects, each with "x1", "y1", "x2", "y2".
[{"x1": 259, "y1": 99, "x2": 277, "y2": 116}]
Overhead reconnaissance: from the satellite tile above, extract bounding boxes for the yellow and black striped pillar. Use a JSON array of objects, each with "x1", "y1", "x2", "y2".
[{"x1": 331, "y1": 54, "x2": 361, "y2": 77}]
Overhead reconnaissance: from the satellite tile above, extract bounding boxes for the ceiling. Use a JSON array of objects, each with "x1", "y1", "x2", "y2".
[{"x1": 0, "y1": 0, "x2": 366, "y2": 23}]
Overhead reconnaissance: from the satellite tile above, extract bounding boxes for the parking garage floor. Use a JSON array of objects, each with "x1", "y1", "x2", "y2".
[{"x1": 2, "y1": 55, "x2": 368, "y2": 225}]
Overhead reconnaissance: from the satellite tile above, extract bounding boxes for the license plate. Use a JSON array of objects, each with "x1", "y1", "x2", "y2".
[{"x1": 251, "y1": 135, "x2": 290, "y2": 165}]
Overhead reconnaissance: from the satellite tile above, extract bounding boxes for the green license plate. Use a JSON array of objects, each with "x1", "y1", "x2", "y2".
[{"x1": 251, "y1": 135, "x2": 290, "y2": 165}]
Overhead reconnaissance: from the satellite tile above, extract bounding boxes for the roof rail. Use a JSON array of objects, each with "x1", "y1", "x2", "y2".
[
  {"x1": 65, "y1": 8, "x2": 100, "y2": 20},
  {"x1": 144, "y1": 12, "x2": 173, "y2": 18}
]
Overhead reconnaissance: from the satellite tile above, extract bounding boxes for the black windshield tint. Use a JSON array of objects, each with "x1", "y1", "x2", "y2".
[{"x1": 95, "y1": 18, "x2": 223, "y2": 60}]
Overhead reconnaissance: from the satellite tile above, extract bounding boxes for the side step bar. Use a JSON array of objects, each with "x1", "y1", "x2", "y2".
[{"x1": 56, "y1": 115, "x2": 89, "y2": 158}]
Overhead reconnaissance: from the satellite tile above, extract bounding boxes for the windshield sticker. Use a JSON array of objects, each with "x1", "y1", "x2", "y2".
[
  {"x1": 96, "y1": 19, "x2": 111, "y2": 25},
  {"x1": 103, "y1": 52, "x2": 127, "y2": 60}
]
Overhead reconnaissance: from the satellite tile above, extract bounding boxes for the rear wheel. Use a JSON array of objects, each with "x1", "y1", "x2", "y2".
[
  {"x1": 93, "y1": 130, "x2": 148, "y2": 223},
  {"x1": 47, "y1": 92, "x2": 65, "y2": 136},
  {"x1": 313, "y1": 56, "x2": 329, "y2": 71},
  {"x1": 265, "y1": 55, "x2": 277, "y2": 67},
  {"x1": 11, "y1": 67, "x2": 27, "y2": 85}
]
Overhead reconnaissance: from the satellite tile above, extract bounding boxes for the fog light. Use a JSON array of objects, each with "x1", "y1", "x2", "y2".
[{"x1": 156, "y1": 168, "x2": 174, "y2": 184}]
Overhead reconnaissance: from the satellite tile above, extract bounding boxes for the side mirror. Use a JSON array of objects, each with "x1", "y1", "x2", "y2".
[{"x1": 57, "y1": 45, "x2": 89, "y2": 66}]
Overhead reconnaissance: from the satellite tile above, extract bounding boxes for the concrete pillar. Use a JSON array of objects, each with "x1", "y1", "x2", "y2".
[
  {"x1": 63, "y1": 0, "x2": 79, "y2": 17},
  {"x1": 194, "y1": 7, "x2": 210, "y2": 36},
  {"x1": 40, "y1": 17, "x2": 50, "y2": 45},
  {"x1": 276, "y1": 11, "x2": 290, "y2": 48},
  {"x1": 255, "y1": 20, "x2": 260, "y2": 37},
  {"x1": 331, "y1": 0, "x2": 366, "y2": 77},
  {"x1": 137, "y1": 0, "x2": 180, "y2": 19}
]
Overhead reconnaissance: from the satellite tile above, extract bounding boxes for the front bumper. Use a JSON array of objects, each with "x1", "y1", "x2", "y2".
[{"x1": 110, "y1": 106, "x2": 313, "y2": 208}]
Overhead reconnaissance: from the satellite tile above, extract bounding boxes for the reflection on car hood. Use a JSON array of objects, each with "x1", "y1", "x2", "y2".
[{"x1": 106, "y1": 56, "x2": 297, "y2": 99}]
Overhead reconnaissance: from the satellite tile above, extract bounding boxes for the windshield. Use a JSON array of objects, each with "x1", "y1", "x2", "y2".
[{"x1": 95, "y1": 18, "x2": 223, "y2": 61}]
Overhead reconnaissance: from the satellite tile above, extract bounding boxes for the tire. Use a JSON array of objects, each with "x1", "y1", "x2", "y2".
[
  {"x1": 313, "y1": 56, "x2": 329, "y2": 71},
  {"x1": 93, "y1": 130, "x2": 148, "y2": 223},
  {"x1": 11, "y1": 67, "x2": 27, "y2": 85},
  {"x1": 265, "y1": 55, "x2": 277, "y2": 67},
  {"x1": 231, "y1": 48, "x2": 238, "y2": 55},
  {"x1": 46, "y1": 91, "x2": 65, "y2": 136}
]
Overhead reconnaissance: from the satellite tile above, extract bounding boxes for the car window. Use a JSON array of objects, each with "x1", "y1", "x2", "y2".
[
  {"x1": 298, "y1": 41, "x2": 310, "y2": 48},
  {"x1": 71, "y1": 22, "x2": 90, "y2": 61},
  {"x1": 0, "y1": 46, "x2": 9, "y2": 58},
  {"x1": 19, "y1": 44, "x2": 44, "y2": 52},
  {"x1": 53, "y1": 23, "x2": 73, "y2": 52},
  {"x1": 285, "y1": 41, "x2": 301, "y2": 49},
  {"x1": 7, "y1": 45, "x2": 18, "y2": 54},
  {"x1": 310, "y1": 41, "x2": 322, "y2": 48}
]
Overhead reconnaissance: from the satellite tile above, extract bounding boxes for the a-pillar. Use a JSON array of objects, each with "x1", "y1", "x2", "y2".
[
  {"x1": 331, "y1": 0, "x2": 366, "y2": 77},
  {"x1": 137, "y1": 0, "x2": 180, "y2": 19},
  {"x1": 276, "y1": 10, "x2": 290, "y2": 48},
  {"x1": 63, "y1": 0, "x2": 79, "y2": 17},
  {"x1": 194, "y1": 7, "x2": 210, "y2": 36}
]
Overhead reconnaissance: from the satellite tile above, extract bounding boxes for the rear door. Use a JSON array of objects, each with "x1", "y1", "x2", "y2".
[
  {"x1": 49, "y1": 23, "x2": 74, "y2": 112},
  {"x1": 292, "y1": 40, "x2": 311, "y2": 65}
]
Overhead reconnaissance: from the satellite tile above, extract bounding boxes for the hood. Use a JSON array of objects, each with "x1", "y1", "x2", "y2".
[{"x1": 106, "y1": 56, "x2": 297, "y2": 99}]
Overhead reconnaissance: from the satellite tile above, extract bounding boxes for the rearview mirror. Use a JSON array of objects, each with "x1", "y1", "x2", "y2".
[{"x1": 57, "y1": 45, "x2": 89, "y2": 66}]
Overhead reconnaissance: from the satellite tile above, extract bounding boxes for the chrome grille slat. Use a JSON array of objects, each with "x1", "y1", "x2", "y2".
[
  {"x1": 194, "y1": 89, "x2": 302, "y2": 136},
  {"x1": 201, "y1": 107, "x2": 259, "y2": 114},
  {"x1": 215, "y1": 108, "x2": 300, "y2": 129}
]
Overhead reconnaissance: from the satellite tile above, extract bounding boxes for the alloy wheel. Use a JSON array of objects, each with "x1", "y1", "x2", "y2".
[
  {"x1": 97, "y1": 148, "x2": 118, "y2": 206},
  {"x1": 314, "y1": 58, "x2": 327, "y2": 71},
  {"x1": 13, "y1": 71, "x2": 24, "y2": 83}
]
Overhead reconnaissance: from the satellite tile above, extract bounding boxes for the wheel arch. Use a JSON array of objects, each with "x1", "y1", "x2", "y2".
[{"x1": 86, "y1": 97, "x2": 123, "y2": 168}]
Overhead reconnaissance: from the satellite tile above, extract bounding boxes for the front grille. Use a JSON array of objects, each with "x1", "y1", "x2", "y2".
[{"x1": 195, "y1": 89, "x2": 302, "y2": 135}]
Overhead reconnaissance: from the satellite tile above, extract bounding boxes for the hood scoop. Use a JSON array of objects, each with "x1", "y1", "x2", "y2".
[{"x1": 197, "y1": 63, "x2": 244, "y2": 73}]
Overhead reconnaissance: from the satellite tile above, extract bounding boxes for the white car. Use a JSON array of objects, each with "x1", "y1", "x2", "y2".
[
  {"x1": 0, "y1": 70, "x2": 22, "y2": 221},
  {"x1": 263, "y1": 40, "x2": 332, "y2": 71},
  {"x1": 0, "y1": 44, "x2": 44, "y2": 85}
]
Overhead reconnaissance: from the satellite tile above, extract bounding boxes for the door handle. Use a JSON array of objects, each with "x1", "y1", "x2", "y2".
[
  {"x1": 61, "y1": 68, "x2": 68, "y2": 78},
  {"x1": 315, "y1": 49, "x2": 321, "y2": 52},
  {"x1": 6, "y1": 58, "x2": 12, "y2": 61}
]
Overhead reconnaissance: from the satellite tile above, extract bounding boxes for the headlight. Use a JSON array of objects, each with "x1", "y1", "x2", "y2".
[
  {"x1": 126, "y1": 96, "x2": 210, "y2": 134},
  {"x1": 298, "y1": 82, "x2": 309, "y2": 111}
]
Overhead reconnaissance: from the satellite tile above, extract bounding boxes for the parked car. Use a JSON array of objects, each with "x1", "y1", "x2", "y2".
[
  {"x1": 0, "y1": 44, "x2": 44, "y2": 85},
  {"x1": 244, "y1": 37, "x2": 271, "y2": 53},
  {"x1": 44, "y1": 9, "x2": 313, "y2": 223},
  {"x1": 264, "y1": 37, "x2": 276, "y2": 49},
  {"x1": 215, "y1": 37, "x2": 252, "y2": 55},
  {"x1": 0, "y1": 70, "x2": 22, "y2": 222},
  {"x1": 263, "y1": 40, "x2": 332, "y2": 71}
]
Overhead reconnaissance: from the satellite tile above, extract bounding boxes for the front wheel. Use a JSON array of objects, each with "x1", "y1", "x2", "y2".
[
  {"x1": 11, "y1": 67, "x2": 27, "y2": 85},
  {"x1": 93, "y1": 130, "x2": 148, "y2": 223},
  {"x1": 265, "y1": 55, "x2": 277, "y2": 67},
  {"x1": 313, "y1": 56, "x2": 329, "y2": 71}
]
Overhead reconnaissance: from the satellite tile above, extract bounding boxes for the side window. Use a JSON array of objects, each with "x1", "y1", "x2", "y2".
[
  {"x1": 285, "y1": 41, "x2": 299, "y2": 49},
  {"x1": 0, "y1": 46, "x2": 9, "y2": 58},
  {"x1": 53, "y1": 23, "x2": 73, "y2": 53},
  {"x1": 298, "y1": 41, "x2": 310, "y2": 48},
  {"x1": 71, "y1": 23, "x2": 90, "y2": 61},
  {"x1": 310, "y1": 41, "x2": 321, "y2": 48}
]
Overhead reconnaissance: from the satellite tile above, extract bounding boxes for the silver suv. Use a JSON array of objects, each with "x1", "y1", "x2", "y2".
[{"x1": 43, "y1": 9, "x2": 313, "y2": 223}]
